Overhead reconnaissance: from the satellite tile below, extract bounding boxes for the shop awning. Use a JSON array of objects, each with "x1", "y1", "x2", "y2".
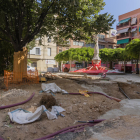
[
  {"x1": 116, "y1": 28, "x2": 129, "y2": 34},
  {"x1": 131, "y1": 17, "x2": 137, "y2": 25},
  {"x1": 131, "y1": 27, "x2": 137, "y2": 32},
  {"x1": 118, "y1": 17, "x2": 131, "y2": 24},
  {"x1": 117, "y1": 39, "x2": 129, "y2": 45}
]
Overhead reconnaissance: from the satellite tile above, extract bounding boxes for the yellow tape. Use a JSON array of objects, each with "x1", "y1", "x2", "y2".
[{"x1": 79, "y1": 90, "x2": 90, "y2": 97}]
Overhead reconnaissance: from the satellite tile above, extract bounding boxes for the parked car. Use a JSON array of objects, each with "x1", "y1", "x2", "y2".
[{"x1": 27, "y1": 65, "x2": 36, "y2": 71}]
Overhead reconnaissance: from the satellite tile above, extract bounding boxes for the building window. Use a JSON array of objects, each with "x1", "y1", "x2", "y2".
[
  {"x1": 98, "y1": 34, "x2": 105, "y2": 40},
  {"x1": 108, "y1": 45, "x2": 113, "y2": 49},
  {"x1": 66, "y1": 39, "x2": 70, "y2": 44},
  {"x1": 31, "y1": 62, "x2": 37, "y2": 67},
  {"x1": 66, "y1": 47, "x2": 69, "y2": 50},
  {"x1": 36, "y1": 48, "x2": 40, "y2": 55},
  {"x1": 79, "y1": 42, "x2": 84, "y2": 46},
  {"x1": 48, "y1": 36, "x2": 51, "y2": 43},
  {"x1": 73, "y1": 41, "x2": 84, "y2": 46},
  {"x1": 47, "y1": 48, "x2": 51, "y2": 56},
  {"x1": 86, "y1": 43, "x2": 95, "y2": 48},
  {"x1": 99, "y1": 44, "x2": 105, "y2": 49},
  {"x1": 59, "y1": 49, "x2": 62, "y2": 53},
  {"x1": 132, "y1": 32, "x2": 137, "y2": 37}
]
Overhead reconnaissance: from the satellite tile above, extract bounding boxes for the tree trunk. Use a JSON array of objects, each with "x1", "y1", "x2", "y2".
[
  {"x1": 106, "y1": 61, "x2": 107, "y2": 67},
  {"x1": 136, "y1": 59, "x2": 139, "y2": 74},
  {"x1": 83, "y1": 61, "x2": 85, "y2": 68},
  {"x1": 110, "y1": 61, "x2": 113, "y2": 69},
  {"x1": 70, "y1": 60, "x2": 72, "y2": 71},
  {"x1": 61, "y1": 61, "x2": 63, "y2": 72},
  {"x1": 13, "y1": 47, "x2": 27, "y2": 82},
  {"x1": 124, "y1": 61, "x2": 126, "y2": 73}
]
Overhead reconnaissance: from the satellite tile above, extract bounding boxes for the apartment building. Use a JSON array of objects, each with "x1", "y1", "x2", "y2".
[
  {"x1": 86, "y1": 29, "x2": 117, "y2": 49},
  {"x1": 57, "y1": 29, "x2": 117, "y2": 53},
  {"x1": 116, "y1": 8, "x2": 140, "y2": 48},
  {"x1": 57, "y1": 40, "x2": 85, "y2": 53},
  {"x1": 28, "y1": 36, "x2": 58, "y2": 72}
]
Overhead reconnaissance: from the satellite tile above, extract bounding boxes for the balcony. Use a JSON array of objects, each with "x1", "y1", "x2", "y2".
[
  {"x1": 105, "y1": 38, "x2": 116, "y2": 43},
  {"x1": 131, "y1": 32, "x2": 137, "y2": 37},
  {"x1": 116, "y1": 22, "x2": 130, "y2": 29},
  {"x1": 117, "y1": 32, "x2": 130, "y2": 39},
  {"x1": 98, "y1": 38, "x2": 105, "y2": 42}
]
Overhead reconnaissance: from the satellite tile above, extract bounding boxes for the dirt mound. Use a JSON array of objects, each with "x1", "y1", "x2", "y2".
[{"x1": 40, "y1": 95, "x2": 56, "y2": 108}]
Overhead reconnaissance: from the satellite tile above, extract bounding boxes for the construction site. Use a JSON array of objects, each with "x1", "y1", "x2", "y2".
[
  {"x1": 0, "y1": 71, "x2": 140, "y2": 140},
  {"x1": 1, "y1": 1, "x2": 140, "y2": 140}
]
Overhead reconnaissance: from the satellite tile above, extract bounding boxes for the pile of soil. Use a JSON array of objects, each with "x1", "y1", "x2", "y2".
[{"x1": 40, "y1": 95, "x2": 56, "y2": 108}]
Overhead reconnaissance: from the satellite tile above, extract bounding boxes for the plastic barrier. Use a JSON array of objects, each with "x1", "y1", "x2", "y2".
[{"x1": 4, "y1": 70, "x2": 39, "y2": 90}]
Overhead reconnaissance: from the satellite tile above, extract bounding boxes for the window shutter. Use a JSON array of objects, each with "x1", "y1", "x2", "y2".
[{"x1": 47, "y1": 48, "x2": 51, "y2": 56}]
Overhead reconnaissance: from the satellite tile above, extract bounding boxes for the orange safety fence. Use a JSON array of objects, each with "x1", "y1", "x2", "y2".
[{"x1": 4, "y1": 70, "x2": 39, "y2": 90}]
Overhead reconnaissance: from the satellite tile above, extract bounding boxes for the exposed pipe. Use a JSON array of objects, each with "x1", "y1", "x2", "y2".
[
  {"x1": 119, "y1": 87, "x2": 130, "y2": 100},
  {"x1": 0, "y1": 93, "x2": 35, "y2": 110},
  {"x1": 35, "y1": 119, "x2": 105, "y2": 140},
  {"x1": 62, "y1": 92, "x2": 121, "y2": 102}
]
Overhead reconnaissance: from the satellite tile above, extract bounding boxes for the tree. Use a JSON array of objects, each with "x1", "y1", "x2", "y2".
[
  {"x1": 0, "y1": 0, "x2": 115, "y2": 75},
  {"x1": 55, "y1": 47, "x2": 133, "y2": 71},
  {"x1": 0, "y1": 0, "x2": 115, "y2": 51},
  {"x1": 125, "y1": 39, "x2": 140, "y2": 74},
  {"x1": 0, "y1": 39, "x2": 14, "y2": 74}
]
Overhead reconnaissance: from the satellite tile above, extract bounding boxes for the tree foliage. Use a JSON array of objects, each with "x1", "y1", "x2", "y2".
[
  {"x1": 0, "y1": 0, "x2": 115, "y2": 52},
  {"x1": 55, "y1": 47, "x2": 130, "y2": 63},
  {"x1": 0, "y1": 40, "x2": 14, "y2": 74},
  {"x1": 125, "y1": 39, "x2": 140, "y2": 59},
  {"x1": 55, "y1": 47, "x2": 94, "y2": 62}
]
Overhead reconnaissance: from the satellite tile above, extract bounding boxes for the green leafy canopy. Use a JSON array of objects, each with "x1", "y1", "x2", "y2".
[{"x1": 0, "y1": 0, "x2": 115, "y2": 52}]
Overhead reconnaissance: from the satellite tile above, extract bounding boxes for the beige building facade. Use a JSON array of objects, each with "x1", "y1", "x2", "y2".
[{"x1": 28, "y1": 36, "x2": 58, "y2": 72}]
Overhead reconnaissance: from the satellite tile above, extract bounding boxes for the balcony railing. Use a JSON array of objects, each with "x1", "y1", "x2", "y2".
[
  {"x1": 117, "y1": 32, "x2": 130, "y2": 39},
  {"x1": 105, "y1": 38, "x2": 116, "y2": 43},
  {"x1": 116, "y1": 22, "x2": 130, "y2": 29},
  {"x1": 131, "y1": 33, "x2": 137, "y2": 37}
]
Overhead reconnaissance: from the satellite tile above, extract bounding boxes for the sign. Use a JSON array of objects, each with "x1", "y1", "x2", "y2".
[
  {"x1": 46, "y1": 60, "x2": 56, "y2": 64},
  {"x1": 111, "y1": 30, "x2": 117, "y2": 36}
]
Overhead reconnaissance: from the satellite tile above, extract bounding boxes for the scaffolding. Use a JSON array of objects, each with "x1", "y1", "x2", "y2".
[{"x1": 4, "y1": 70, "x2": 39, "y2": 90}]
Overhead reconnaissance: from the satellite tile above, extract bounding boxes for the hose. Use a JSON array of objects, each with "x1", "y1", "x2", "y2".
[
  {"x1": 0, "y1": 136, "x2": 4, "y2": 140},
  {"x1": 35, "y1": 119, "x2": 105, "y2": 140},
  {"x1": 0, "y1": 93, "x2": 35, "y2": 110},
  {"x1": 62, "y1": 92, "x2": 121, "y2": 102}
]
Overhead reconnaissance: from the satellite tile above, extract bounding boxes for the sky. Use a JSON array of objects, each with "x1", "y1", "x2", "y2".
[{"x1": 99, "y1": 0, "x2": 140, "y2": 30}]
